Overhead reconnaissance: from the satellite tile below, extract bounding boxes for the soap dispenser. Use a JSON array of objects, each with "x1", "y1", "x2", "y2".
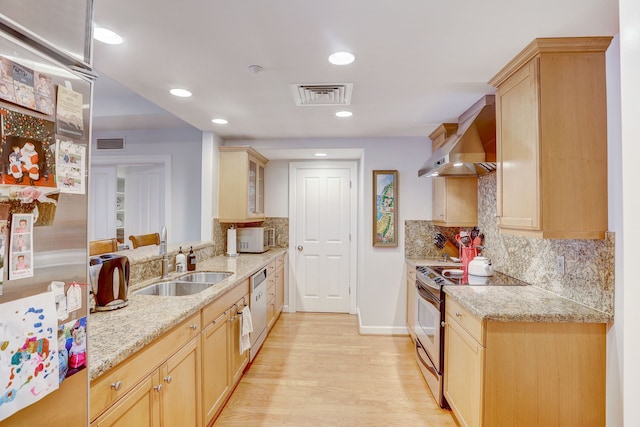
[
  {"x1": 176, "y1": 247, "x2": 186, "y2": 272},
  {"x1": 187, "y1": 246, "x2": 196, "y2": 271}
]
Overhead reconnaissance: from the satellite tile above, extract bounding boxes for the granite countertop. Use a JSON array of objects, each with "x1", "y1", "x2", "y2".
[
  {"x1": 407, "y1": 257, "x2": 611, "y2": 324},
  {"x1": 88, "y1": 248, "x2": 286, "y2": 381}
]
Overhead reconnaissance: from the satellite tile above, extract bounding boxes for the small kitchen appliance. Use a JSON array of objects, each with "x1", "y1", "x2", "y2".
[
  {"x1": 468, "y1": 256, "x2": 494, "y2": 277},
  {"x1": 237, "y1": 227, "x2": 273, "y2": 253},
  {"x1": 89, "y1": 254, "x2": 130, "y2": 311}
]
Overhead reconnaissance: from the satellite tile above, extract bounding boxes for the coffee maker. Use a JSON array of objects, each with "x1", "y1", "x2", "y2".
[{"x1": 89, "y1": 254, "x2": 130, "y2": 311}]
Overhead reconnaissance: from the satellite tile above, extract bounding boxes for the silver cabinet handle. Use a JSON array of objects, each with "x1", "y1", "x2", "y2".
[
  {"x1": 111, "y1": 381, "x2": 122, "y2": 391},
  {"x1": 190, "y1": 324, "x2": 198, "y2": 330},
  {"x1": 455, "y1": 312, "x2": 462, "y2": 317},
  {"x1": 164, "y1": 376, "x2": 172, "y2": 384},
  {"x1": 297, "y1": 245, "x2": 303, "y2": 251},
  {"x1": 154, "y1": 384, "x2": 163, "y2": 392}
]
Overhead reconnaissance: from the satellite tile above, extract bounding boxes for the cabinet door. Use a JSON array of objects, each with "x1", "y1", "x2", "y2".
[
  {"x1": 90, "y1": 374, "x2": 160, "y2": 427},
  {"x1": 201, "y1": 312, "x2": 231, "y2": 425},
  {"x1": 229, "y1": 300, "x2": 249, "y2": 385},
  {"x1": 406, "y1": 266, "x2": 417, "y2": 339},
  {"x1": 444, "y1": 315, "x2": 485, "y2": 427},
  {"x1": 257, "y1": 162, "x2": 265, "y2": 214},
  {"x1": 432, "y1": 177, "x2": 446, "y2": 222},
  {"x1": 433, "y1": 177, "x2": 478, "y2": 227},
  {"x1": 160, "y1": 337, "x2": 202, "y2": 427},
  {"x1": 275, "y1": 265, "x2": 284, "y2": 315},
  {"x1": 496, "y1": 60, "x2": 540, "y2": 230}
]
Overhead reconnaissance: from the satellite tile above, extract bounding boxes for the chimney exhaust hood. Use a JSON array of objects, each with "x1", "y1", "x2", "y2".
[{"x1": 419, "y1": 94, "x2": 496, "y2": 177}]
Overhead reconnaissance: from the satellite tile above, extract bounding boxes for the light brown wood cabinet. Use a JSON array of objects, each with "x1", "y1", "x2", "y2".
[
  {"x1": 90, "y1": 313, "x2": 202, "y2": 427},
  {"x1": 406, "y1": 263, "x2": 417, "y2": 340},
  {"x1": 266, "y1": 253, "x2": 286, "y2": 332},
  {"x1": 444, "y1": 298, "x2": 606, "y2": 427},
  {"x1": 275, "y1": 254, "x2": 285, "y2": 317},
  {"x1": 429, "y1": 124, "x2": 478, "y2": 227},
  {"x1": 201, "y1": 280, "x2": 249, "y2": 426},
  {"x1": 219, "y1": 146, "x2": 268, "y2": 223},
  {"x1": 489, "y1": 37, "x2": 612, "y2": 239}
]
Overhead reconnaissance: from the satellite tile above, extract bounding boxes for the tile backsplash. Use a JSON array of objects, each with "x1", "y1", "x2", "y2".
[
  {"x1": 214, "y1": 217, "x2": 289, "y2": 255},
  {"x1": 405, "y1": 173, "x2": 614, "y2": 315}
]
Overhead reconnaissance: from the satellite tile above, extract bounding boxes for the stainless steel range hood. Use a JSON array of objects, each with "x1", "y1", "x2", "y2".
[{"x1": 419, "y1": 95, "x2": 496, "y2": 177}]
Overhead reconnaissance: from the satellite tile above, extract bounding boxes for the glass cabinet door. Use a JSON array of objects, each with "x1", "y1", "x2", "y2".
[
  {"x1": 257, "y1": 163, "x2": 265, "y2": 214},
  {"x1": 248, "y1": 158, "x2": 257, "y2": 213}
]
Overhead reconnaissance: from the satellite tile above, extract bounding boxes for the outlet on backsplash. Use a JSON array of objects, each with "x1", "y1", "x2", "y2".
[{"x1": 556, "y1": 255, "x2": 565, "y2": 275}]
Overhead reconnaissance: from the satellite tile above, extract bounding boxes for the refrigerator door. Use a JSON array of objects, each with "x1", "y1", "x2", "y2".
[
  {"x1": 0, "y1": 29, "x2": 91, "y2": 426},
  {"x1": 0, "y1": 1, "x2": 92, "y2": 65}
]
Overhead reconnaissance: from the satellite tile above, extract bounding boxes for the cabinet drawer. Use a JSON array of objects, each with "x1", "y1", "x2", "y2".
[
  {"x1": 276, "y1": 254, "x2": 284, "y2": 269},
  {"x1": 202, "y1": 279, "x2": 249, "y2": 326},
  {"x1": 447, "y1": 298, "x2": 484, "y2": 345},
  {"x1": 267, "y1": 260, "x2": 276, "y2": 275},
  {"x1": 407, "y1": 265, "x2": 416, "y2": 281},
  {"x1": 90, "y1": 312, "x2": 200, "y2": 421}
]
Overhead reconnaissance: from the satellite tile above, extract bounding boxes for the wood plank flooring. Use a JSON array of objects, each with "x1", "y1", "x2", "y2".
[{"x1": 214, "y1": 312, "x2": 457, "y2": 426}]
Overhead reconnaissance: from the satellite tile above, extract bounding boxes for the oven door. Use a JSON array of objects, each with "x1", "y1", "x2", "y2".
[{"x1": 415, "y1": 283, "x2": 442, "y2": 372}]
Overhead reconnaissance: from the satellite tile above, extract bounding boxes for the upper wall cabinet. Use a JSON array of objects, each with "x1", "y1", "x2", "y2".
[
  {"x1": 430, "y1": 124, "x2": 479, "y2": 227},
  {"x1": 219, "y1": 146, "x2": 268, "y2": 223},
  {"x1": 488, "y1": 37, "x2": 612, "y2": 239}
]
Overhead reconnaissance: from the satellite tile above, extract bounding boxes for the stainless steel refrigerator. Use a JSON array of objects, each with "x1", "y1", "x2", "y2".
[{"x1": 0, "y1": 2, "x2": 93, "y2": 425}]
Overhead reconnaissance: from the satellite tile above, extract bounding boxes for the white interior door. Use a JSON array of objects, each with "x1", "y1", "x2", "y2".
[
  {"x1": 292, "y1": 163, "x2": 355, "y2": 313},
  {"x1": 124, "y1": 164, "x2": 165, "y2": 238},
  {"x1": 89, "y1": 165, "x2": 117, "y2": 241}
]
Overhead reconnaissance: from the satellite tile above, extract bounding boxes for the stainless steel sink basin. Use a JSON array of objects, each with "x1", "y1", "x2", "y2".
[
  {"x1": 133, "y1": 281, "x2": 214, "y2": 296},
  {"x1": 178, "y1": 272, "x2": 232, "y2": 283},
  {"x1": 132, "y1": 271, "x2": 232, "y2": 296}
]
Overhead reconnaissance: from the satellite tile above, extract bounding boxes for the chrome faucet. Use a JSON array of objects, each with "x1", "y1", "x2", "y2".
[{"x1": 160, "y1": 226, "x2": 168, "y2": 278}]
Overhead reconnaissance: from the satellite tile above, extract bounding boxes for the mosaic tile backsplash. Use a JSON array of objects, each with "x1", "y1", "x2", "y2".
[{"x1": 405, "y1": 173, "x2": 614, "y2": 315}]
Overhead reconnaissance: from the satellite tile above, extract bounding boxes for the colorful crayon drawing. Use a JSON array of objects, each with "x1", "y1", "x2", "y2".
[{"x1": 0, "y1": 292, "x2": 58, "y2": 422}]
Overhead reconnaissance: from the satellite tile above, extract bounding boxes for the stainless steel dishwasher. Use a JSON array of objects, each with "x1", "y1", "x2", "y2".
[{"x1": 249, "y1": 267, "x2": 268, "y2": 361}]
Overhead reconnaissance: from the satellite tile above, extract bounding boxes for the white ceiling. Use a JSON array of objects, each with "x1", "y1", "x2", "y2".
[{"x1": 91, "y1": 0, "x2": 619, "y2": 141}]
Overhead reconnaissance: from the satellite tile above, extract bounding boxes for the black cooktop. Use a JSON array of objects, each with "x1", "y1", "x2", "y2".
[{"x1": 417, "y1": 265, "x2": 529, "y2": 288}]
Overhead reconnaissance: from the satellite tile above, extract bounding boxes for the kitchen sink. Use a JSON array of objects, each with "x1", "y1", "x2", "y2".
[
  {"x1": 178, "y1": 272, "x2": 232, "y2": 283},
  {"x1": 133, "y1": 271, "x2": 232, "y2": 296}
]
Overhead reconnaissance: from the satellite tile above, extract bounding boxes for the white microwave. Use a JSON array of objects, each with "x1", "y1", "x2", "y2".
[{"x1": 237, "y1": 227, "x2": 274, "y2": 253}]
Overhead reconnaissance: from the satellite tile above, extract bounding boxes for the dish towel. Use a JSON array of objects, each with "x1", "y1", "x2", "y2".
[{"x1": 240, "y1": 306, "x2": 253, "y2": 354}]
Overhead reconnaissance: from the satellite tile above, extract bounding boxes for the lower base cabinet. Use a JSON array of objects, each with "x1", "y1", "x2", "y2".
[
  {"x1": 444, "y1": 298, "x2": 606, "y2": 427},
  {"x1": 90, "y1": 314, "x2": 202, "y2": 427},
  {"x1": 201, "y1": 281, "x2": 250, "y2": 426}
]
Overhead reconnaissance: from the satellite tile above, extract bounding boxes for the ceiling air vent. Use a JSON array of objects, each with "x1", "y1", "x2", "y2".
[
  {"x1": 96, "y1": 138, "x2": 125, "y2": 150},
  {"x1": 290, "y1": 83, "x2": 353, "y2": 106}
]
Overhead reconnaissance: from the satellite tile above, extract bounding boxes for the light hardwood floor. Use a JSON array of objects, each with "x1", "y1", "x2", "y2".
[{"x1": 214, "y1": 312, "x2": 457, "y2": 426}]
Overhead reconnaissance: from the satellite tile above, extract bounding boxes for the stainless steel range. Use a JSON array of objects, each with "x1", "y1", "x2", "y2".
[{"x1": 413, "y1": 264, "x2": 527, "y2": 408}]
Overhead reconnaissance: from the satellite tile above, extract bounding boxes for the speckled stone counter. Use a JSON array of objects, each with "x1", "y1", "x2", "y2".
[
  {"x1": 88, "y1": 248, "x2": 286, "y2": 381},
  {"x1": 443, "y1": 285, "x2": 611, "y2": 323},
  {"x1": 407, "y1": 258, "x2": 611, "y2": 324}
]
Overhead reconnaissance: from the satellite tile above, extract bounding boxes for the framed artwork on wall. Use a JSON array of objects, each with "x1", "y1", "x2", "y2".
[{"x1": 373, "y1": 170, "x2": 398, "y2": 247}]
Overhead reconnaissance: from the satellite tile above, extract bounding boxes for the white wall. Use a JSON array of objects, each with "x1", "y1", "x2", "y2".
[
  {"x1": 227, "y1": 137, "x2": 433, "y2": 333},
  {"x1": 200, "y1": 131, "x2": 224, "y2": 240},
  {"x1": 605, "y1": 35, "x2": 623, "y2": 427},
  {"x1": 264, "y1": 159, "x2": 290, "y2": 217},
  {"x1": 92, "y1": 128, "x2": 203, "y2": 242},
  {"x1": 620, "y1": 0, "x2": 640, "y2": 423}
]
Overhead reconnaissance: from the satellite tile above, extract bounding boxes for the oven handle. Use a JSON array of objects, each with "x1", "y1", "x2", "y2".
[
  {"x1": 416, "y1": 340, "x2": 439, "y2": 378},
  {"x1": 416, "y1": 283, "x2": 441, "y2": 310}
]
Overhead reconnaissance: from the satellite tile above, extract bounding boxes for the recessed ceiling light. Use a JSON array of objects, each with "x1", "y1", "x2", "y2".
[
  {"x1": 335, "y1": 111, "x2": 353, "y2": 118},
  {"x1": 93, "y1": 27, "x2": 123, "y2": 45},
  {"x1": 328, "y1": 52, "x2": 355, "y2": 65},
  {"x1": 314, "y1": 153, "x2": 328, "y2": 157},
  {"x1": 212, "y1": 118, "x2": 229, "y2": 125},
  {"x1": 170, "y1": 88, "x2": 192, "y2": 97}
]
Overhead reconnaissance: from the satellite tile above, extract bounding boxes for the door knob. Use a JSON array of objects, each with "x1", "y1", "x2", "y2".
[{"x1": 297, "y1": 245, "x2": 303, "y2": 251}]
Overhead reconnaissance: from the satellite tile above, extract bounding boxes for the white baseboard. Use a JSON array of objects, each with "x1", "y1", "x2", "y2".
[{"x1": 356, "y1": 308, "x2": 410, "y2": 336}]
